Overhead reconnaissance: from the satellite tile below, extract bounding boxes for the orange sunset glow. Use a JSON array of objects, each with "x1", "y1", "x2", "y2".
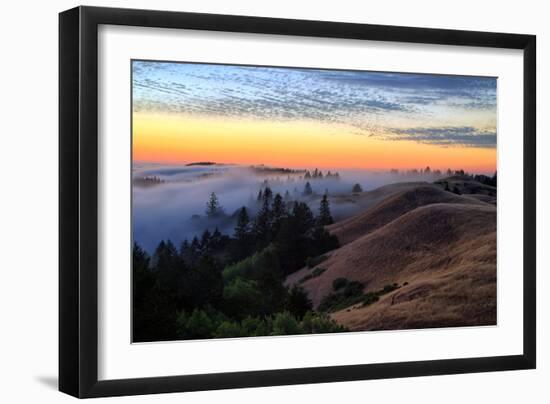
[{"x1": 133, "y1": 113, "x2": 496, "y2": 172}]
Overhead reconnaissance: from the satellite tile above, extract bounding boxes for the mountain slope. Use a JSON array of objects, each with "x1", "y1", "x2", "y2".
[
  {"x1": 308, "y1": 181, "x2": 429, "y2": 223},
  {"x1": 326, "y1": 184, "x2": 487, "y2": 245},
  {"x1": 285, "y1": 184, "x2": 496, "y2": 330}
]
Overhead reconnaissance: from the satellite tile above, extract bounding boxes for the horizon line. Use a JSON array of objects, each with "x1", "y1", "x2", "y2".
[{"x1": 132, "y1": 160, "x2": 496, "y2": 174}]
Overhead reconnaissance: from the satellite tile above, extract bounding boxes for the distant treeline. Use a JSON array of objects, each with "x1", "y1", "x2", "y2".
[
  {"x1": 250, "y1": 165, "x2": 306, "y2": 175},
  {"x1": 389, "y1": 166, "x2": 497, "y2": 183},
  {"x1": 133, "y1": 176, "x2": 165, "y2": 187},
  {"x1": 133, "y1": 186, "x2": 343, "y2": 342},
  {"x1": 470, "y1": 172, "x2": 497, "y2": 187},
  {"x1": 303, "y1": 168, "x2": 340, "y2": 180},
  {"x1": 186, "y1": 161, "x2": 217, "y2": 166},
  {"x1": 250, "y1": 168, "x2": 341, "y2": 184}
]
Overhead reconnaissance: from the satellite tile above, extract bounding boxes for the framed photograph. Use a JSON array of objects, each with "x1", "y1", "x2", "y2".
[{"x1": 59, "y1": 6, "x2": 536, "y2": 398}]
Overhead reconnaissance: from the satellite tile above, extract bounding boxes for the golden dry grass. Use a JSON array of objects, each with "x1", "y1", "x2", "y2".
[
  {"x1": 331, "y1": 230, "x2": 496, "y2": 330},
  {"x1": 326, "y1": 184, "x2": 486, "y2": 245},
  {"x1": 285, "y1": 184, "x2": 496, "y2": 330}
]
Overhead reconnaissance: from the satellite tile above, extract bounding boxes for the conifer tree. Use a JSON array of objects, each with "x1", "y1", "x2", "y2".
[
  {"x1": 232, "y1": 207, "x2": 251, "y2": 261},
  {"x1": 180, "y1": 239, "x2": 189, "y2": 252},
  {"x1": 253, "y1": 186, "x2": 273, "y2": 245},
  {"x1": 180, "y1": 239, "x2": 190, "y2": 261},
  {"x1": 132, "y1": 242, "x2": 156, "y2": 340},
  {"x1": 152, "y1": 240, "x2": 178, "y2": 272},
  {"x1": 234, "y1": 207, "x2": 250, "y2": 241},
  {"x1": 205, "y1": 192, "x2": 223, "y2": 217},
  {"x1": 271, "y1": 193, "x2": 287, "y2": 234},
  {"x1": 303, "y1": 182, "x2": 313, "y2": 196},
  {"x1": 200, "y1": 229, "x2": 212, "y2": 252},
  {"x1": 133, "y1": 242, "x2": 150, "y2": 273},
  {"x1": 292, "y1": 201, "x2": 315, "y2": 235},
  {"x1": 263, "y1": 186, "x2": 273, "y2": 204},
  {"x1": 189, "y1": 236, "x2": 201, "y2": 263},
  {"x1": 319, "y1": 193, "x2": 334, "y2": 225},
  {"x1": 211, "y1": 228, "x2": 223, "y2": 248},
  {"x1": 352, "y1": 183, "x2": 363, "y2": 193}
]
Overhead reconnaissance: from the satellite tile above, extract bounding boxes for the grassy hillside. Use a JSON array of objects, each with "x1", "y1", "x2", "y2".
[
  {"x1": 286, "y1": 182, "x2": 496, "y2": 330},
  {"x1": 326, "y1": 184, "x2": 486, "y2": 245}
]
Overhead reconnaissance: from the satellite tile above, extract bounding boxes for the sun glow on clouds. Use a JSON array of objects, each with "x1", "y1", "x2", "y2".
[{"x1": 132, "y1": 61, "x2": 497, "y2": 171}]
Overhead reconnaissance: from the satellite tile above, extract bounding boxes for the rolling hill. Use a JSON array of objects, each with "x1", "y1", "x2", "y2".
[
  {"x1": 285, "y1": 182, "x2": 496, "y2": 330},
  {"x1": 326, "y1": 183, "x2": 486, "y2": 245}
]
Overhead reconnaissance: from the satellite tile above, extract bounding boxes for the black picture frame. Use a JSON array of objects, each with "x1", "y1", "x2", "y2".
[{"x1": 59, "y1": 5, "x2": 536, "y2": 398}]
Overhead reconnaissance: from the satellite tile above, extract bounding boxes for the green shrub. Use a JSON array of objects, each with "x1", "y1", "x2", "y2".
[
  {"x1": 223, "y1": 245, "x2": 281, "y2": 282},
  {"x1": 176, "y1": 309, "x2": 219, "y2": 339},
  {"x1": 343, "y1": 281, "x2": 364, "y2": 297},
  {"x1": 272, "y1": 311, "x2": 303, "y2": 335},
  {"x1": 223, "y1": 249, "x2": 263, "y2": 282},
  {"x1": 362, "y1": 292, "x2": 380, "y2": 306},
  {"x1": 313, "y1": 267, "x2": 326, "y2": 276},
  {"x1": 332, "y1": 277, "x2": 348, "y2": 291},
  {"x1": 317, "y1": 281, "x2": 403, "y2": 312},
  {"x1": 175, "y1": 310, "x2": 350, "y2": 339},
  {"x1": 214, "y1": 321, "x2": 243, "y2": 338},
  {"x1": 222, "y1": 278, "x2": 263, "y2": 319},
  {"x1": 298, "y1": 267, "x2": 327, "y2": 284},
  {"x1": 301, "y1": 311, "x2": 348, "y2": 333},
  {"x1": 222, "y1": 245, "x2": 287, "y2": 316},
  {"x1": 318, "y1": 281, "x2": 365, "y2": 312},
  {"x1": 306, "y1": 254, "x2": 328, "y2": 269},
  {"x1": 361, "y1": 283, "x2": 401, "y2": 307},
  {"x1": 381, "y1": 283, "x2": 400, "y2": 294},
  {"x1": 286, "y1": 286, "x2": 313, "y2": 319},
  {"x1": 241, "y1": 316, "x2": 270, "y2": 336}
]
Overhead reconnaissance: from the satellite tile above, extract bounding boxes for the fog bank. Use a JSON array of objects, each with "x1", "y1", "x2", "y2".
[{"x1": 132, "y1": 164, "x2": 442, "y2": 252}]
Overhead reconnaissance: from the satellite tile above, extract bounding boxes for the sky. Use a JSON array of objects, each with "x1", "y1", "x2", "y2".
[{"x1": 132, "y1": 60, "x2": 497, "y2": 172}]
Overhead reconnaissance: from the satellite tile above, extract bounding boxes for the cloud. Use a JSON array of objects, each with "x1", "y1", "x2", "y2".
[
  {"x1": 132, "y1": 62, "x2": 412, "y2": 120},
  {"x1": 317, "y1": 71, "x2": 496, "y2": 105},
  {"x1": 386, "y1": 126, "x2": 496, "y2": 147},
  {"x1": 132, "y1": 61, "x2": 497, "y2": 147}
]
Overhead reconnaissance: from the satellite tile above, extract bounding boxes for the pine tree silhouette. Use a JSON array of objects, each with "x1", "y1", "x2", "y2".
[
  {"x1": 253, "y1": 186, "x2": 273, "y2": 245},
  {"x1": 319, "y1": 193, "x2": 334, "y2": 225},
  {"x1": 234, "y1": 207, "x2": 250, "y2": 241},
  {"x1": 303, "y1": 182, "x2": 313, "y2": 196},
  {"x1": 271, "y1": 193, "x2": 287, "y2": 234},
  {"x1": 205, "y1": 192, "x2": 223, "y2": 217}
]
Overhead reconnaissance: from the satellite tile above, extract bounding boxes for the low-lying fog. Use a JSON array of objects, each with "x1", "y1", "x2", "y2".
[{"x1": 132, "y1": 163, "x2": 442, "y2": 252}]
